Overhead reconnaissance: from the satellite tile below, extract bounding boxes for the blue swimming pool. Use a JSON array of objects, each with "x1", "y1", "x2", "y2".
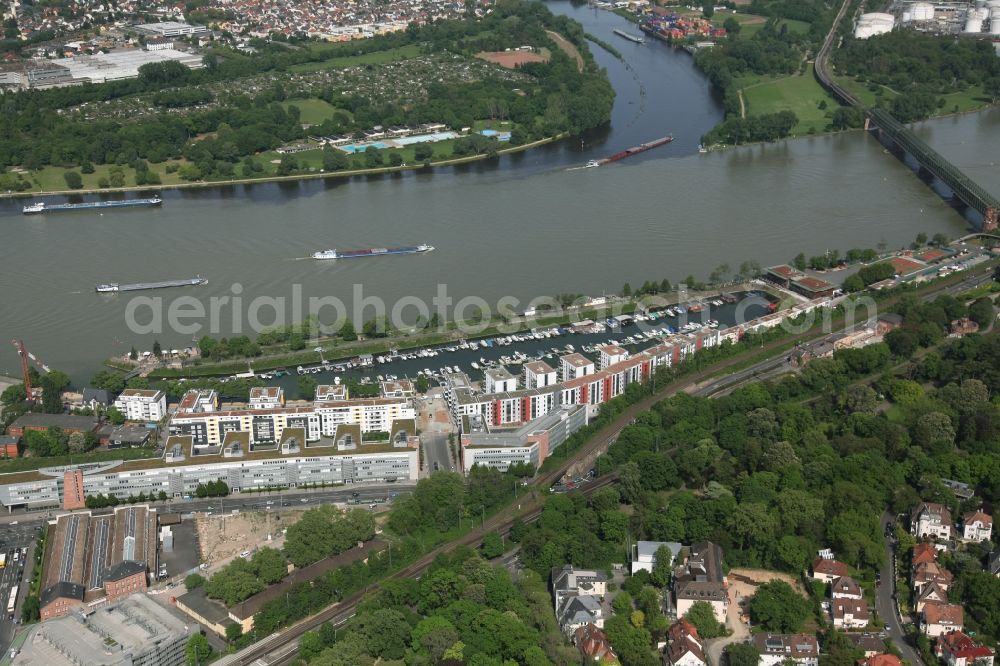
[
  {"x1": 393, "y1": 131, "x2": 459, "y2": 145},
  {"x1": 340, "y1": 142, "x2": 389, "y2": 153}
]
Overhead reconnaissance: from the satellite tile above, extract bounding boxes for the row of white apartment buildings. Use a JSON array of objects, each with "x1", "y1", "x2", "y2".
[
  {"x1": 167, "y1": 384, "x2": 414, "y2": 447},
  {"x1": 0, "y1": 384, "x2": 419, "y2": 511},
  {"x1": 449, "y1": 328, "x2": 738, "y2": 430}
]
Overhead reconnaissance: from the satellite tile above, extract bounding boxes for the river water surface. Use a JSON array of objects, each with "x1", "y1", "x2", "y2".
[{"x1": 1, "y1": 3, "x2": 999, "y2": 382}]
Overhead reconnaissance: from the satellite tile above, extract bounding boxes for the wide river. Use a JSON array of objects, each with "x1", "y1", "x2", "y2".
[{"x1": 2, "y1": 2, "x2": 999, "y2": 383}]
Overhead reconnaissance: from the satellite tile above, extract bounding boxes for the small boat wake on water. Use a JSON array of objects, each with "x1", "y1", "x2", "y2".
[{"x1": 312, "y1": 244, "x2": 435, "y2": 260}]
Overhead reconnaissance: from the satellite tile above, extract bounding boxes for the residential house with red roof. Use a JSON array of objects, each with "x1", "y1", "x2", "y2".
[
  {"x1": 665, "y1": 620, "x2": 705, "y2": 666},
  {"x1": 574, "y1": 623, "x2": 619, "y2": 665},
  {"x1": 922, "y1": 602, "x2": 964, "y2": 637},
  {"x1": 859, "y1": 654, "x2": 903, "y2": 666},
  {"x1": 936, "y1": 630, "x2": 995, "y2": 666},
  {"x1": 811, "y1": 558, "x2": 849, "y2": 583}
]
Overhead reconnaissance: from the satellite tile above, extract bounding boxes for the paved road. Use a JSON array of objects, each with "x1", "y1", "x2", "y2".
[
  {"x1": 421, "y1": 433, "x2": 453, "y2": 474},
  {"x1": 877, "y1": 512, "x2": 924, "y2": 666}
]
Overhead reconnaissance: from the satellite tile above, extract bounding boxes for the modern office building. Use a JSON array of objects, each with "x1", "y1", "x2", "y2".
[{"x1": 459, "y1": 405, "x2": 588, "y2": 474}]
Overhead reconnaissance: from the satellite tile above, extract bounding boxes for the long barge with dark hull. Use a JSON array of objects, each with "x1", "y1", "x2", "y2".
[
  {"x1": 23, "y1": 197, "x2": 163, "y2": 214},
  {"x1": 312, "y1": 244, "x2": 435, "y2": 260},
  {"x1": 96, "y1": 277, "x2": 206, "y2": 293},
  {"x1": 613, "y1": 28, "x2": 645, "y2": 43},
  {"x1": 598, "y1": 135, "x2": 673, "y2": 165}
]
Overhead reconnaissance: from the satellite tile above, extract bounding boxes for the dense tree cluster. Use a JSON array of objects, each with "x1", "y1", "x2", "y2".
[
  {"x1": 883, "y1": 293, "x2": 981, "y2": 357},
  {"x1": 204, "y1": 547, "x2": 289, "y2": 606},
  {"x1": 23, "y1": 426, "x2": 98, "y2": 457},
  {"x1": 296, "y1": 548, "x2": 573, "y2": 666},
  {"x1": 197, "y1": 335, "x2": 262, "y2": 361},
  {"x1": 834, "y1": 31, "x2": 1000, "y2": 97},
  {"x1": 701, "y1": 110, "x2": 799, "y2": 146},
  {"x1": 283, "y1": 505, "x2": 377, "y2": 568},
  {"x1": 388, "y1": 466, "x2": 532, "y2": 536}
]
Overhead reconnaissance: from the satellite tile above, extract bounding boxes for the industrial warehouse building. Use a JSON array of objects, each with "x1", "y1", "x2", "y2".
[{"x1": 38, "y1": 506, "x2": 158, "y2": 620}]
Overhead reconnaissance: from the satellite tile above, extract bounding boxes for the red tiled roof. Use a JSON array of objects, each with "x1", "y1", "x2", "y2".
[
  {"x1": 862, "y1": 654, "x2": 903, "y2": 666},
  {"x1": 937, "y1": 630, "x2": 994, "y2": 660},
  {"x1": 963, "y1": 510, "x2": 992, "y2": 527},
  {"x1": 923, "y1": 602, "x2": 964, "y2": 627},
  {"x1": 912, "y1": 543, "x2": 938, "y2": 566},
  {"x1": 813, "y1": 558, "x2": 849, "y2": 577}
]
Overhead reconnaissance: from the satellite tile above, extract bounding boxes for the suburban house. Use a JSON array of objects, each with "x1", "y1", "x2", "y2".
[
  {"x1": 830, "y1": 576, "x2": 863, "y2": 600},
  {"x1": 574, "y1": 623, "x2": 618, "y2": 665},
  {"x1": 665, "y1": 620, "x2": 705, "y2": 666},
  {"x1": 913, "y1": 561, "x2": 954, "y2": 594},
  {"x1": 860, "y1": 655, "x2": 903, "y2": 666},
  {"x1": 753, "y1": 634, "x2": 820, "y2": 666},
  {"x1": 935, "y1": 630, "x2": 995, "y2": 666},
  {"x1": 911, "y1": 502, "x2": 953, "y2": 542},
  {"x1": 673, "y1": 542, "x2": 727, "y2": 623},
  {"x1": 831, "y1": 598, "x2": 870, "y2": 629},
  {"x1": 922, "y1": 602, "x2": 964, "y2": 637},
  {"x1": 846, "y1": 634, "x2": 890, "y2": 657},
  {"x1": 552, "y1": 566, "x2": 608, "y2": 636},
  {"x1": 811, "y1": 558, "x2": 849, "y2": 583},
  {"x1": 915, "y1": 582, "x2": 949, "y2": 613},
  {"x1": 912, "y1": 543, "x2": 939, "y2": 568},
  {"x1": 962, "y1": 511, "x2": 993, "y2": 543},
  {"x1": 81, "y1": 387, "x2": 112, "y2": 411},
  {"x1": 557, "y1": 595, "x2": 606, "y2": 636},
  {"x1": 632, "y1": 541, "x2": 682, "y2": 576}
]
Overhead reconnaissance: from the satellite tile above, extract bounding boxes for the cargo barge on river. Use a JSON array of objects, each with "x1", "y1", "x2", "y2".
[
  {"x1": 312, "y1": 244, "x2": 435, "y2": 260},
  {"x1": 598, "y1": 135, "x2": 673, "y2": 165},
  {"x1": 23, "y1": 197, "x2": 163, "y2": 214},
  {"x1": 96, "y1": 276, "x2": 206, "y2": 293},
  {"x1": 613, "y1": 28, "x2": 645, "y2": 43}
]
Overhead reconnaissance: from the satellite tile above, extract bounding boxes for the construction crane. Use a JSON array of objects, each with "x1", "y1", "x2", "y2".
[{"x1": 10, "y1": 339, "x2": 50, "y2": 400}]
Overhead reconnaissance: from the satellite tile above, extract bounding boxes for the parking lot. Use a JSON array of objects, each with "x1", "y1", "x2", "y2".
[
  {"x1": 157, "y1": 518, "x2": 200, "y2": 580},
  {"x1": 0, "y1": 524, "x2": 39, "y2": 656}
]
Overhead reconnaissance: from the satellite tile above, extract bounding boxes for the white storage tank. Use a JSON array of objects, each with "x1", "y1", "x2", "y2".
[
  {"x1": 992, "y1": 13, "x2": 1000, "y2": 34},
  {"x1": 911, "y1": 2, "x2": 934, "y2": 20},
  {"x1": 854, "y1": 12, "x2": 896, "y2": 38},
  {"x1": 965, "y1": 13, "x2": 984, "y2": 31}
]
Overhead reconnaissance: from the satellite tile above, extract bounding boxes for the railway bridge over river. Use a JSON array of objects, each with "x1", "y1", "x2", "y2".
[{"x1": 814, "y1": 0, "x2": 999, "y2": 232}]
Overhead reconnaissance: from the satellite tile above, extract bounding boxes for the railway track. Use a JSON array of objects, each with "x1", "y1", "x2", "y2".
[{"x1": 219, "y1": 472, "x2": 621, "y2": 666}]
